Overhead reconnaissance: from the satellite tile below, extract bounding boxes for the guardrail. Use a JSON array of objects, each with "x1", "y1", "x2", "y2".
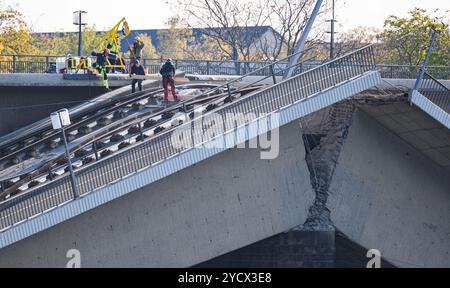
[
  {"x1": 0, "y1": 55, "x2": 60, "y2": 73},
  {"x1": 138, "y1": 58, "x2": 322, "y2": 76},
  {"x1": 378, "y1": 65, "x2": 450, "y2": 80},
  {"x1": 3, "y1": 53, "x2": 447, "y2": 79},
  {"x1": 0, "y1": 54, "x2": 311, "y2": 75},
  {"x1": 419, "y1": 72, "x2": 450, "y2": 113},
  {"x1": 0, "y1": 45, "x2": 376, "y2": 231}
]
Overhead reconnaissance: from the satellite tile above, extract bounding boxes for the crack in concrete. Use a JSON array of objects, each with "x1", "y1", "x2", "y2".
[
  {"x1": 290, "y1": 91, "x2": 407, "y2": 232},
  {"x1": 301, "y1": 101, "x2": 357, "y2": 231}
]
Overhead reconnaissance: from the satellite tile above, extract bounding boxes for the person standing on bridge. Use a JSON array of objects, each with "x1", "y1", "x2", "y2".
[
  {"x1": 160, "y1": 59, "x2": 179, "y2": 103},
  {"x1": 128, "y1": 37, "x2": 145, "y2": 76},
  {"x1": 130, "y1": 59, "x2": 145, "y2": 93},
  {"x1": 91, "y1": 49, "x2": 111, "y2": 92}
]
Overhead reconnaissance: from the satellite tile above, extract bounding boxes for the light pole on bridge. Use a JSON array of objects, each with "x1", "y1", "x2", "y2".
[
  {"x1": 50, "y1": 109, "x2": 79, "y2": 199},
  {"x1": 326, "y1": 0, "x2": 337, "y2": 61},
  {"x1": 73, "y1": 11, "x2": 87, "y2": 56}
]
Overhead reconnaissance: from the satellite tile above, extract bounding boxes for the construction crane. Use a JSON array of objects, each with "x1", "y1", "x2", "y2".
[{"x1": 95, "y1": 17, "x2": 131, "y2": 71}]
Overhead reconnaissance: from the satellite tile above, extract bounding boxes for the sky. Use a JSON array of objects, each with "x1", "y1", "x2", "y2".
[{"x1": 1, "y1": 0, "x2": 449, "y2": 33}]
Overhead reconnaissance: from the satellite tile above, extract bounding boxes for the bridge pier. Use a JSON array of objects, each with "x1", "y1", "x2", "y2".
[{"x1": 196, "y1": 229, "x2": 336, "y2": 268}]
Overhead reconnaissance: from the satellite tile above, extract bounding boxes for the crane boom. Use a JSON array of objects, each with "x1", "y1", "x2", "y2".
[{"x1": 95, "y1": 17, "x2": 131, "y2": 70}]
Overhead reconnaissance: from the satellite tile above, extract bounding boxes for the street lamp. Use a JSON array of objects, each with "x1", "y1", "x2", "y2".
[
  {"x1": 325, "y1": 0, "x2": 337, "y2": 61},
  {"x1": 411, "y1": 27, "x2": 440, "y2": 102},
  {"x1": 73, "y1": 11, "x2": 87, "y2": 56},
  {"x1": 51, "y1": 109, "x2": 79, "y2": 199}
]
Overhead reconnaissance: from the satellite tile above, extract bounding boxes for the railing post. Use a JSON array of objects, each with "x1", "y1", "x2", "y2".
[
  {"x1": 93, "y1": 142, "x2": 99, "y2": 161},
  {"x1": 61, "y1": 126, "x2": 79, "y2": 199},
  {"x1": 234, "y1": 61, "x2": 240, "y2": 75},
  {"x1": 183, "y1": 103, "x2": 188, "y2": 122},
  {"x1": 12, "y1": 55, "x2": 16, "y2": 73},
  {"x1": 45, "y1": 56, "x2": 49, "y2": 73},
  {"x1": 48, "y1": 168, "x2": 54, "y2": 181},
  {"x1": 138, "y1": 122, "x2": 144, "y2": 141},
  {"x1": 270, "y1": 63, "x2": 277, "y2": 84},
  {"x1": 370, "y1": 45, "x2": 376, "y2": 69},
  {"x1": 206, "y1": 61, "x2": 211, "y2": 75},
  {"x1": 227, "y1": 83, "x2": 232, "y2": 99}
]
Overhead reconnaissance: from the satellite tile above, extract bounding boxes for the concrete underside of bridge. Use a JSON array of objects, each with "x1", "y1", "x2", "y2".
[
  {"x1": 0, "y1": 93, "x2": 449, "y2": 268},
  {"x1": 0, "y1": 86, "x2": 106, "y2": 136},
  {"x1": 329, "y1": 106, "x2": 450, "y2": 268}
]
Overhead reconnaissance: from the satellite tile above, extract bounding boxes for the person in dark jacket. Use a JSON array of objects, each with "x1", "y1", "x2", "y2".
[
  {"x1": 130, "y1": 59, "x2": 145, "y2": 93},
  {"x1": 106, "y1": 43, "x2": 120, "y2": 73},
  {"x1": 91, "y1": 49, "x2": 110, "y2": 91},
  {"x1": 128, "y1": 37, "x2": 145, "y2": 75},
  {"x1": 159, "y1": 59, "x2": 178, "y2": 102}
]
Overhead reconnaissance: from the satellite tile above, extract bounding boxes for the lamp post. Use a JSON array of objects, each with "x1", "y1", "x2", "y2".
[
  {"x1": 283, "y1": 0, "x2": 324, "y2": 80},
  {"x1": 413, "y1": 28, "x2": 439, "y2": 91},
  {"x1": 326, "y1": 0, "x2": 337, "y2": 61},
  {"x1": 51, "y1": 109, "x2": 79, "y2": 199},
  {"x1": 73, "y1": 11, "x2": 87, "y2": 56}
]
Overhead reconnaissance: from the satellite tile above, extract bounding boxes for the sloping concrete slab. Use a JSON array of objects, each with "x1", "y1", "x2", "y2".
[{"x1": 330, "y1": 110, "x2": 450, "y2": 268}]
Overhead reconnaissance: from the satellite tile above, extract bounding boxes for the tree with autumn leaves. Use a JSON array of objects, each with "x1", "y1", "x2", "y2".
[
  {"x1": 378, "y1": 8, "x2": 450, "y2": 66},
  {"x1": 0, "y1": 7, "x2": 38, "y2": 55}
]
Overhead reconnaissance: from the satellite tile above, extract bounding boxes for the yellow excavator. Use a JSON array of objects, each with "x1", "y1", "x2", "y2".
[{"x1": 95, "y1": 17, "x2": 131, "y2": 71}]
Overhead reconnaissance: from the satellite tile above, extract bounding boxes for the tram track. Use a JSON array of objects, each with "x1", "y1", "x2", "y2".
[{"x1": 0, "y1": 82, "x2": 266, "y2": 201}]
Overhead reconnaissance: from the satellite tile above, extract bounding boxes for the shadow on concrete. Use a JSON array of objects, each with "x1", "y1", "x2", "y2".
[{"x1": 195, "y1": 230, "x2": 396, "y2": 268}]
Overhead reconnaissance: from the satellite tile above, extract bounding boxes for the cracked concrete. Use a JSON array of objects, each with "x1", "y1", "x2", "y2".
[
  {"x1": 300, "y1": 101, "x2": 356, "y2": 230},
  {"x1": 298, "y1": 89, "x2": 409, "y2": 231},
  {"x1": 293, "y1": 88, "x2": 450, "y2": 267}
]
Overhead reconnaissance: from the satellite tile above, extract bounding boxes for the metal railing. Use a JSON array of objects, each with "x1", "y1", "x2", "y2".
[
  {"x1": 0, "y1": 55, "x2": 60, "y2": 74},
  {"x1": 126, "y1": 48, "x2": 324, "y2": 76},
  {"x1": 2, "y1": 53, "x2": 449, "y2": 79},
  {"x1": 418, "y1": 72, "x2": 450, "y2": 113},
  {"x1": 0, "y1": 45, "x2": 377, "y2": 231},
  {"x1": 378, "y1": 65, "x2": 450, "y2": 80}
]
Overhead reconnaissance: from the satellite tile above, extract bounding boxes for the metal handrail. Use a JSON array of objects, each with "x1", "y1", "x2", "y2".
[
  {"x1": 421, "y1": 71, "x2": 450, "y2": 92},
  {"x1": 2, "y1": 53, "x2": 448, "y2": 68},
  {"x1": 2, "y1": 53, "x2": 450, "y2": 80},
  {"x1": 414, "y1": 70, "x2": 450, "y2": 114},
  {"x1": 182, "y1": 45, "x2": 372, "y2": 100},
  {"x1": 147, "y1": 45, "x2": 374, "y2": 125},
  {"x1": 0, "y1": 54, "x2": 293, "y2": 64}
]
